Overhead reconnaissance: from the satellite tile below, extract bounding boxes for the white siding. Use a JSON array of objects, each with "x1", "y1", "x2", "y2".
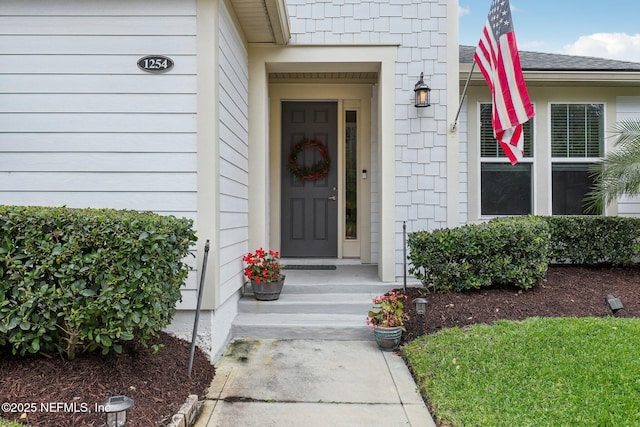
[
  {"x1": 286, "y1": 0, "x2": 451, "y2": 277},
  {"x1": 218, "y1": 2, "x2": 249, "y2": 301},
  {"x1": 0, "y1": 0, "x2": 198, "y2": 216},
  {"x1": 0, "y1": 0, "x2": 190, "y2": 15},
  {"x1": 616, "y1": 96, "x2": 640, "y2": 216}
]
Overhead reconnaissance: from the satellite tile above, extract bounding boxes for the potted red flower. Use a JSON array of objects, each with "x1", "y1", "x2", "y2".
[
  {"x1": 242, "y1": 248, "x2": 285, "y2": 301},
  {"x1": 366, "y1": 290, "x2": 409, "y2": 351}
]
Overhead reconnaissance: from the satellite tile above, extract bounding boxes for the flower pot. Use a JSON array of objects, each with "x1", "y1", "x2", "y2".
[
  {"x1": 373, "y1": 326, "x2": 403, "y2": 352},
  {"x1": 250, "y1": 276, "x2": 285, "y2": 301}
]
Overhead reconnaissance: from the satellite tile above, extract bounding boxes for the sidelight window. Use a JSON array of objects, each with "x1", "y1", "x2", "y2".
[{"x1": 345, "y1": 111, "x2": 357, "y2": 239}]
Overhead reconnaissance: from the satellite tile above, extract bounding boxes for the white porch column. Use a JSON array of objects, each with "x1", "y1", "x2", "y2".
[
  {"x1": 196, "y1": 0, "x2": 220, "y2": 309},
  {"x1": 247, "y1": 52, "x2": 270, "y2": 250},
  {"x1": 378, "y1": 58, "x2": 396, "y2": 282}
]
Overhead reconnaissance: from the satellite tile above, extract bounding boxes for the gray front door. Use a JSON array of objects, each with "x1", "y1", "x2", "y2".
[{"x1": 281, "y1": 101, "x2": 338, "y2": 257}]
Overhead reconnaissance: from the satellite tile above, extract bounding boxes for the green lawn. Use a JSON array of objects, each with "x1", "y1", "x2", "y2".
[{"x1": 403, "y1": 317, "x2": 640, "y2": 427}]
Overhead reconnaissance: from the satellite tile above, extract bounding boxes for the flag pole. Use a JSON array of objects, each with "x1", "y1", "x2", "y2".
[{"x1": 450, "y1": 59, "x2": 476, "y2": 133}]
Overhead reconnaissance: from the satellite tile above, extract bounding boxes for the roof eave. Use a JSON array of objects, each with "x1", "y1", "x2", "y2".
[
  {"x1": 230, "y1": 0, "x2": 290, "y2": 45},
  {"x1": 460, "y1": 64, "x2": 640, "y2": 87},
  {"x1": 265, "y1": 0, "x2": 290, "y2": 45}
]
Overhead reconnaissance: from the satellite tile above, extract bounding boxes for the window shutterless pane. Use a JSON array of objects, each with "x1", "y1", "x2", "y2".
[
  {"x1": 551, "y1": 105, "x2": 568, "y2": 157},
  {"x1": 481, "y1": 163, "x2": 533, "y2": 215},
  {"x1": 480, "y1": 103, "x2": 533, "y2": 158},
  {"x1": 568, "y1": 104, "x2": 586, "y2": 157},
  {"x1": 587, "y1": 104, "x2": 604, "y2": 157},
  {"x1": 551, "y1": 104, "x2": 604, "y2": 158},
  {"x1": 480, "y1": 104, "x2": 499, "y2": 157},
  {"x1": 551, "y1": 163, "x2": 598, "y2": 215}
]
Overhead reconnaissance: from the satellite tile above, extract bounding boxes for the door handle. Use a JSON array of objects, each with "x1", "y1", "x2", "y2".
[{"x1": 328, "y1": 195, "x2": 336, "y2": 201}]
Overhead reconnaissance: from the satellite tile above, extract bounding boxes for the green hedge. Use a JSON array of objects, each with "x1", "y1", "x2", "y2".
[
  {"x1": 408, "y1": 215, "x2": 640, "y2": 293},
  {"x1": 0, "y1": 205, "x2": 196, "y2": 359},
  {"x1": 408, "y1": 216, "x2": 549, "y2": 292},
  {"x1": 544, "y1": 216, "x2": 640, "y2": 266}
]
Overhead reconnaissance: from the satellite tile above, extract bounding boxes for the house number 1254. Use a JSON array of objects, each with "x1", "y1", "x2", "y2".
[{"x1": 137, "y1": 55, "x2": 174, "y2": 73}]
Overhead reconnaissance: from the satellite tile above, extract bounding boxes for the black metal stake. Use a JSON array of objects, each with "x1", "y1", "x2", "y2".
[
  {"x1": 403, "y1": 221, "x2": 407, "y2": 294},
  {"x1": 188, "y1": 239, "x2": 210, "y2": 378}
]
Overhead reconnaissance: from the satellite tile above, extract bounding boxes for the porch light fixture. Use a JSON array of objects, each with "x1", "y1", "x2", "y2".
[
  {"x1": 605, "y1": 294, "x2": 624, "y2": 315},
  {"x1": 102, "y1": 395, "x2": 134, "y2": 427},
  {"x1": 414, "y1": 72, "x2": 431, "y2": 108},
  {"x1": 413, "y1": 297, "x2": 428, "y2": 336}
]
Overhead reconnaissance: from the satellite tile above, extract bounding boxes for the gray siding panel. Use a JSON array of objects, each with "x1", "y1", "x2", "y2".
[
  {"x1": 0, "y1": 0, "x2": 198, "y2": 217},
  {"x1": 218, "y1": 2, "x2": 249, "y2": 299}
]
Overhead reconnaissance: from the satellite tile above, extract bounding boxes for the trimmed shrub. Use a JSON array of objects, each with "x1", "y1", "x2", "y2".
[
  {"x1": 543, "y1": 216, "x2": 640, "y2": 266},
  {"x1": 408, "y1": 216, "x2": 549, "y2": 292},
  {"x1": 0, "y1": 205, "x2": 196, "y2": 359}
]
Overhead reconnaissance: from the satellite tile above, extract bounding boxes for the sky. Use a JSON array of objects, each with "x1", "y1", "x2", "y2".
[{"x1": 459, "y1": 0, "x2": 640, "y2": 63}]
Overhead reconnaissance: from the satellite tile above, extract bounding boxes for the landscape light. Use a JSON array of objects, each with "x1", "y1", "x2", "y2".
[
  {"x1": 605, "y1": 294, "x2": 624, "y2": 315},
  {"x1": 413, "y1": 297, "x2": 428, "y2": 336},
  {"x1": 102, "y1": 395, "x2": 134, "y2": 427}
]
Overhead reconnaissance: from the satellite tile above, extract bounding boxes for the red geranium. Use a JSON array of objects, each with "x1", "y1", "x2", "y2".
[{"x1": 242, "y1": 248, "x2": 283, "y2": 283}]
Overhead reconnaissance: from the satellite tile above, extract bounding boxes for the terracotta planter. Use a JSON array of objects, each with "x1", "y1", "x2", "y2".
[
  {"x1": 373, "y1": 326, "x2": 403, "y2": 351},
  {"x1": 250, "y1": 276, "x2": 285, "y2": 301}
]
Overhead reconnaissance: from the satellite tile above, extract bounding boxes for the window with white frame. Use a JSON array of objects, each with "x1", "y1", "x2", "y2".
[
  {"x1": 480, "y1": 103, "x2": 534, "y2": 216},
  {"x1": 550, "y1": 103, "x2": 604, "y2": 215}
]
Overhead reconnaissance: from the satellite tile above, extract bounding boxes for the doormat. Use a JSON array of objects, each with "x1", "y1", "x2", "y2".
[{"x1": 283, "y1": 265, "x2": 337, "y2": 270}]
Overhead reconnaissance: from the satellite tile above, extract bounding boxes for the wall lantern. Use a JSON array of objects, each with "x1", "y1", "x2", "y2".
[
  {"x1": 102, "y1": 395, "x2": 134, "y2": 427},
  {"x1": 413, "y1": 297, "x2": 428, "y2": 336},
  {"x1": 414, "y1": 72, "x2": 431, "y2": 108}
]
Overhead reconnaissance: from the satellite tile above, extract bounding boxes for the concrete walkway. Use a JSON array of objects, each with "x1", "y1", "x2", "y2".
[{"x1": 195, "y1": 339, "x2": 436, "y2": 427}]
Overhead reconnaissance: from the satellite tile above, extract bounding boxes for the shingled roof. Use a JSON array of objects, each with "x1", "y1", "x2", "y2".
[{"x1": 460, "y1": 45, "x2": 640, "y2": 72}]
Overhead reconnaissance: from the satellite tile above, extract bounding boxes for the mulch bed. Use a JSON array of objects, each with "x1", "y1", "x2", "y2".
[
  {"x1": 0, "y1": 332, "x2": 214, "y2": 427},
  {"x1": 401, "y1": 265, "x2": 640, "y2": 344},
  {"x1": 1, "y1": 265, "x2": 639, "y2": 426}
]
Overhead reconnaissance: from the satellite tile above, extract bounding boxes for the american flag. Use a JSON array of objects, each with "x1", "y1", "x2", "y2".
[{"x1": 474, "y1": 0, "x2": 534, "y2": 165}]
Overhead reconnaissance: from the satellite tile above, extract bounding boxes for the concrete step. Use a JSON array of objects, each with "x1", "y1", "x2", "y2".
[
  {"x1": 243, "y1": 281, "x2": 394, "y2": 295},
  {"x1": 231, "y1": 313, "x2": 374, "y2": 341},
  {"x1": 238, "y1": 293, "x2": 375, "y2": 314},
  {"x1": 231, "y1": 264, "x2": 406, "y2": 341}
]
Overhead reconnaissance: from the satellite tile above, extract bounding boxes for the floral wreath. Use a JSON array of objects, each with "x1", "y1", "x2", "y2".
[{"x1": 288, "y1": 138, "x2": 331, "y2": 181}]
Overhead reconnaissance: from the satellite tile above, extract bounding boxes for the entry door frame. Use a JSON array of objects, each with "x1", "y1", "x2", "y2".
[{"x1": 269, "y1": 84, "x2": 372, "y2": 261}]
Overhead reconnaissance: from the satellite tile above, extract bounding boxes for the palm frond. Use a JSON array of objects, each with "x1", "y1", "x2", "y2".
[
  {"x1": 584, "y1": 118, "x2": 640, "y2": 213},
  {"x1": 610, "y1": 117, "x2": 640, "y2": 148}
]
